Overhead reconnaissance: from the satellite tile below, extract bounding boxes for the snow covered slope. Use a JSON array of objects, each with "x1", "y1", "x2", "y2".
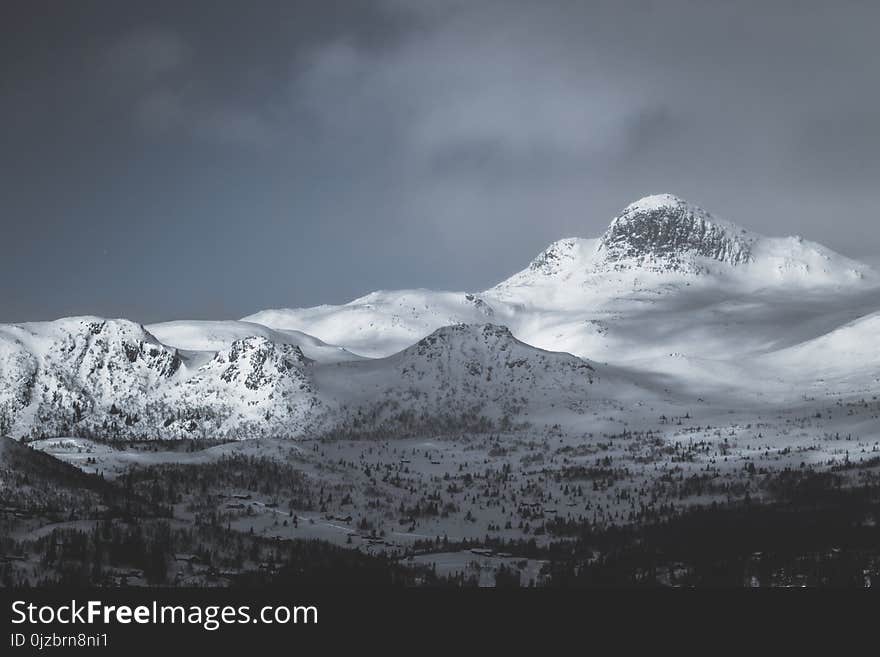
[
  {"x1": 0, "y1": 318, "x2": 322, "y2": 440},
  {"x1": 760, "y1": 310, "x2": 880, "y2": 377},
  {"x1": 147, "y1": 320, "x2": 363, "y2": 363},
  {"x1": 244, "y1": 290, "x2": 501, "y2": 358},
  {"x1": 3, "y1": 194, "x2": 879, "y2": 442},
  {"x1": 312, "y1": 323, "x2": 663, "y2": 437},
  {"x1": 0, "y1": 317, "x2": 652, "y2": 441},
  {"x1": 243, "y1": 194, "x2": 878, "y2": 366},
  {"x1": 490, "y1": 194, "x2": 873, "y2": 307}
]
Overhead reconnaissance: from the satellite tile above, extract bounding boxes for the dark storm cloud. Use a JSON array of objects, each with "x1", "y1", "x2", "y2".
[{"x1": 2, "y1": 0, "x2": 879, "y2": 322}]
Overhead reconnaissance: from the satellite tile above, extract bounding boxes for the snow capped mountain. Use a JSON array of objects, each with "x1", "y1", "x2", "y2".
[
  {"x1": 310, "y1": 323, "x2": 645, "y2": 437},
  {"x1": 171, "y1": 335, "x2": 322, "y2": 437},
  {"x1": 0, "y1": 318, "x2": 182, "y2": 438},
  {"x1": 491, "y1": 194, "x2": 873, "y2": 305},
  {"x1": 3, "y1": 194, "x2": 879, "y2": 442},
  {"x1": 596, "y1": 194, "x2": 755, "y2": 272},
  {"x1": 244, "y1": 194, "x2": 878, "y2": 362},
  {"x1": 0, "y1": 317, "x2": 630, "y2": 440},
  {"x1": 0, "y1": 318, "x2": 322, "y2": 440}
]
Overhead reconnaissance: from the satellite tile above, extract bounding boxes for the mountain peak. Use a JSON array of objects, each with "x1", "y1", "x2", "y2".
[
  {"x1": 397, "y1": 323, "x2": 596, "y2": 386},
  {"x1": 620, "y1": 193, "x2": 692, "y2": 214},
  {"x1": 598, "y1": 194, "x2": 755, "y2": 272},
  {"x1": 409, "y1": 323, "x2": 517, "y2": 354}
]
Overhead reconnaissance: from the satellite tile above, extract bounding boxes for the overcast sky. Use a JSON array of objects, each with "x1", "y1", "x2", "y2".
[{"x1": 3, "y1": 0, "x2": 879, "y2": 322}]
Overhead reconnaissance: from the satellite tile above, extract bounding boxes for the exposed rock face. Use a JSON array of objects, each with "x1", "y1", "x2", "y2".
[
  {"x1": 209, "y1": 336, "x2": 308, "y2": 391},
  {"x1": 598, "y1": 194, "x2": 754, "y2": 273}
]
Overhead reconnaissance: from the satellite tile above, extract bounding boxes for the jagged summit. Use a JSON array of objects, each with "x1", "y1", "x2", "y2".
[
  {"x1": 513, "y1": 194, "x2": 758, "y2": 285},
  {"x1": 486, "y1": 192, "x2": 876, "y2": 316},
  {"x1": 597, "y1": 194, "x2": 755, "y2": 272},
  {"x1": 0, "y1": 317, "x2": 322, "y2": 440}
]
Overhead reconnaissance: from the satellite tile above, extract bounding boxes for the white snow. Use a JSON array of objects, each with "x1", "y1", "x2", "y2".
[
  {"x1": 2, "y1": 194, "x2": 880, "y2": 451},
  {"x1": 146, "y1": 319, "x2": 364, "y2": 363}
]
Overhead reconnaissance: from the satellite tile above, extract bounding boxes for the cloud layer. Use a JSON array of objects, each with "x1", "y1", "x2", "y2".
[{"x1": 2, "y1": 0, "x2": 879, "y2": 322}]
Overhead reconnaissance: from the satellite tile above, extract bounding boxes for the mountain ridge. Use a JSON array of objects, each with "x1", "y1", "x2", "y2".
[
  {"x1": 239, "y1": 195, "x2": 877, "y2": 360},
  {"x1": 3, "y1": 194, "x2": 879, "y2": 440}
]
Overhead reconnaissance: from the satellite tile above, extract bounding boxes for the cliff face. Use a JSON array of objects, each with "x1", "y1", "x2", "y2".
[{"x1": 597, "y1": 194, "x2": 755, "y2": 273}]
